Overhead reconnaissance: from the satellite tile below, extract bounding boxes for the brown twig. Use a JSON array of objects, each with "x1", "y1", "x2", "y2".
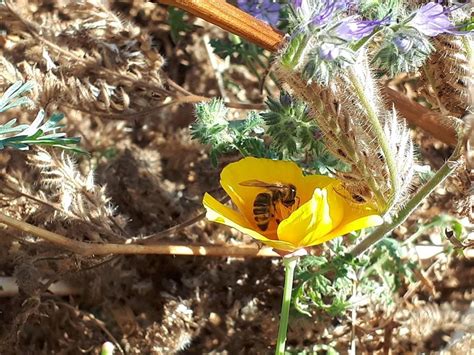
[
  {"x1": 158, "y1": 0, "x2": 458, "y2": 146},
  {"x1": 0, "y1": 211, "x2": 279, "y2": 257},
  {"x1": 64, "y1": 84, "x2": 265, "y2": 120},
  {"x1": 382, "y1": 87, "x2": 457, "y2": 146},
  {"x1": 159, "y1": 0, "x2": 283, "y2": 52}
]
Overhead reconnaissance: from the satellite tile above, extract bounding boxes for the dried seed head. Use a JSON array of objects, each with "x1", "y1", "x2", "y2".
[{"x1": 420, "y1": 35, "x2": 473, "y2": 117}]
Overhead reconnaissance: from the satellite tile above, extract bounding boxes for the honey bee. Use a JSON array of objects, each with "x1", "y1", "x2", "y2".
[{"x1": 239, "y1": 180, "x2": 299, "y2": 231}]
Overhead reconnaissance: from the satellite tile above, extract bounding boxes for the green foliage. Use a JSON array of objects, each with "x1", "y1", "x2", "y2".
[
  {"x1": 457, "y1": 16, "x2": 474, "y2": 32},
  {"x1": 0, "y1": 81, "x2": 84, "y2": 153},
  {"x1": 262, "y1": 91, "x2": 345, "y2": 174},
  {"x1": 167, "y1": 7, "x2": 193, "y2": 43},
  {"x1": 191, "y1": 99, "x2": 267, "y2": 166},
  {"x1": 292, "y1": 212, "x2": 467, "y2": 318},
  {"x1": 365, "y1": 238, "x2": 415, "y2": 291},
  {"x1": 294, "y1": 246, "x2": 357, "y2": 317},
  {"x1": 293, "y1": 236, "x2": 418, "y2": 317},
  {"x1": 0, "y1": 80, "x2": 34, "y2": 111},
  {"x1": 191, "y1": 94, "x2": 344, "y2": 173},
  {"x1": 262, "y1": 92, "x2": 317, "y2": 155},
  {"x1": 210, "y1": 35, "x2": 265, "y2": 64}
]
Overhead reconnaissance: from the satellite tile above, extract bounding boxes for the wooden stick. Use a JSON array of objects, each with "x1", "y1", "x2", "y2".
[
  {"x1": 0, "y1": 212, "x2": 279, "y2": 257},
  {"x1": 158, "y1": 0, "x2": 458, "y2": 146},
  {"x1": 159, "y1": 0, "x2": 283, "y2": 52}
]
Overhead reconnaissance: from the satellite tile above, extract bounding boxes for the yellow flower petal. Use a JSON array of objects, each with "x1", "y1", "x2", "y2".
[
  {"x1": 326, "y1": 215, "x2": 383, "y2": 239},
  {"x1": 302, "y1": 187, "x2": 384, "y2": 246},
  {"x1": 278, "y1": 183, "x2": 344, "y2": 247},
  {"x1": 298, "y1": 185, "x2": 345, "y2": 247},
  {"x1": 203, "y1": 193, "x2": 297, "y2": 251}
]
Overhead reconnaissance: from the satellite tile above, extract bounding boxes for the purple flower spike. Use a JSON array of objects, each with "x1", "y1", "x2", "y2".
[
  {"x1": 409, "y1": 2, "x2": 454, "y2": 37},
  {"x1": 237, "y1": 0, "x2": 281, "y2": 26},
  {"x1": 311, "y1": 1, "x2": 339, "y2": 27},
  {"x1": 336, "y1": 17, "x2": 386, "y2": 41}
]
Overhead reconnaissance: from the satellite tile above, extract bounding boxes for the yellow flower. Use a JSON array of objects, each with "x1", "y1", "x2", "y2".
[{"x1": 203, "y1": 157, "x2": 383, "y2": 252}]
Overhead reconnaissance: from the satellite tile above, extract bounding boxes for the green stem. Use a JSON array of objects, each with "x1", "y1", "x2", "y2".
[
  {"x1": 350, "y1": 138, "x2": 463, "y2": 257},
  {"x1": 281, "y1": 34, "x2": 309, "y2": 69},
  {"x1": 275, "y1": 256, "x2": 298, "y2": 355},
  {"x1": 348, "y1": 67, "x2": 398, "y2": 209}
]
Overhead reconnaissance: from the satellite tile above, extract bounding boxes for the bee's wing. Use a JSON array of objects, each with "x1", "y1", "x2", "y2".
[{"x1": 239, "y1": 180, "x2": 285, "y2": 189}]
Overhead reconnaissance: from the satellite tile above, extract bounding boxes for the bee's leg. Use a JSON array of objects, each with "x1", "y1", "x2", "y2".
[{"x1": 273, "y1": 202, "x2": 283, "y2": 224}]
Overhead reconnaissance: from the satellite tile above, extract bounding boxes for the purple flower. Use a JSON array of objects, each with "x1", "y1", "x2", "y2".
[
  {"x1": 319, "y1": 43, "x2": 341, "y2": 61},
  {"x1": 237, "y1": 0, "x2": 281, "y2": 26},
  {"x1": 393, "y1": 35, "x2": 413, "y2": 54},
  {"x1": 292, "y1": 0, "x2": 302, "y2": 8},
  {"x1": 311, "y1": 3, "x2": 337, "y2": 27},
  {"x1": 408, "y1": 2, "x2": 454, "y2": 36},
  {"x1": 336, "y1": 17, "x2": 386, "y2": 41}
]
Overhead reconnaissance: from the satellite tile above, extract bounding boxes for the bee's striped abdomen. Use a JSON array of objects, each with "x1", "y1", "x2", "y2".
[{"x1": 253, "y1": 192, "x2": 273, "y2": 231}]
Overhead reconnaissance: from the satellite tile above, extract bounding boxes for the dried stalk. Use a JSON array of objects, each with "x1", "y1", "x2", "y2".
[
  {"x1": 159, "y1": 0, "x2": 458, "y2": 146},
  {"x1": 0, "y1": 211, "x2": 279, "y2": 257}
]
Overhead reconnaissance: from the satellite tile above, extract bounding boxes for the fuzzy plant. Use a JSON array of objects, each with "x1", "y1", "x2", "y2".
[
  {"x1": 190, "y1": 0, "x2": 472, "y2": 353},
  {"x1": 195, "y1": 0, "x2": 472, "y2": 215}
]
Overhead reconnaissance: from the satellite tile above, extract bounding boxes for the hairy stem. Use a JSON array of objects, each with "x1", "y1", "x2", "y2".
[
  {"x1": 350, "y1": 136, "x2": 463, "y2": 257},
  {"x1": 275, "y1": 256, "x2": 298, "y2": 355},
  {"x1": 348, "y1": 67, "x2": 398, "y2": 209}
]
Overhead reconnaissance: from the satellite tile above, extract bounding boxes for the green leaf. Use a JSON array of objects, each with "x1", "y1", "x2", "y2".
[{"x1": 0, "y1": 82, "x2": 85, "y2": 153}]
